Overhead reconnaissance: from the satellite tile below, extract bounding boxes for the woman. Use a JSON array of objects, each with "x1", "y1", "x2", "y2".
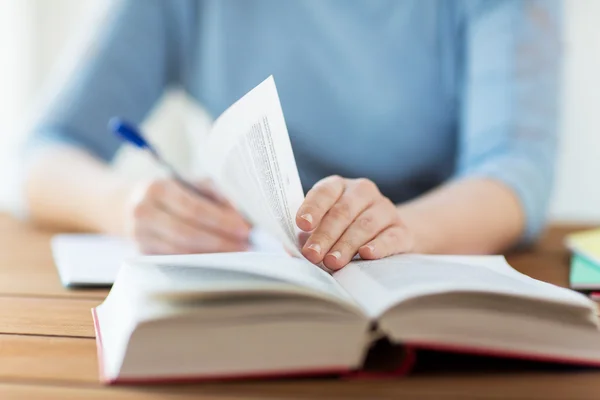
[{"x1": 22, "y1": 0, "x2": 562, "y2": 271}]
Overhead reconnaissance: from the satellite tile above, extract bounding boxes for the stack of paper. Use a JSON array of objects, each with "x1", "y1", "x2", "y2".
[{"x1": 565, "y1": 228, "x2": 600, "y2": 295}]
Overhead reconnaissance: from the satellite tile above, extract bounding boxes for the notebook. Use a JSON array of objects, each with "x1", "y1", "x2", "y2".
[
  {"x1": 565, "y1": 228, "x2": 600, "y2": 291},
  {"x1": 51, "y1": 229, "x2": 284, "y2": 287},
  {"x1": 51, "y1": 234, "x2": 135, "y2": 287},
  {"x1": 566, "y1": 228, "x2": 600, "y2": 265},
  {"x1": 570, "y1": 254, "x2": 600, "y2": 291}
]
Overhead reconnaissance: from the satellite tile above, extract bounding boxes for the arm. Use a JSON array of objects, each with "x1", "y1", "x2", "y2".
[
  {"x1": 397, "y1": 178, "x2": 524, "y2": 254},
  {"x1": 23, "y1": 0, "x2": 249, "y2": 252},
  {"x1": 295, "y1": 0, "x2": 562, "y2": 269},
  {"x1": 23, "y1": 0, "x2": 178, "y2": 232},
  {"x1": 402, "y1": 0, "x2": 562, "y2": 254},
  {"x1": 25, "y1": 147, "x2": 130, "y2": 234}
]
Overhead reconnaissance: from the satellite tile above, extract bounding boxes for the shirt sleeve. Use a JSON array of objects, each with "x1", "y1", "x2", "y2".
[
  {"x1": 22, "y1": 0, "x2": 190, "y2": 162},
  {"x1": 455, "y1": 0, "x2": 563, "y2": 244}
]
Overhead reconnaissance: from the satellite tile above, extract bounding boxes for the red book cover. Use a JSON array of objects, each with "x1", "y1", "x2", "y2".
[
  {"x1": 92, "y1": 307, "x2": 600, "y2": 385},
  {"x1": 91, "y1": 308, "x2": 415, "y2": 385},
  {"x1": 405, "y1": 341, "x2": 600, "y2": 368}
]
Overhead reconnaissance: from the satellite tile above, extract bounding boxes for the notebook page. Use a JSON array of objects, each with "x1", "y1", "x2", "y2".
[
  {"x1": 204, "y1": 76, "x2": 305, "y2": 258},
  {"x1": 333, "y1": 254, "x2": 596, "y2": 319},
  {"x1": 51, "y1": 234, "x2": 138, "y2": 286},
  {"x1": 51, "y1": 230, "x2": 286, "y2": 286}
]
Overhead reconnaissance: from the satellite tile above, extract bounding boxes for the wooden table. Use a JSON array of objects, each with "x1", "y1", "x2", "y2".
[{"x1": 1, "y1": 214, "x2": 599, "y2": 400}]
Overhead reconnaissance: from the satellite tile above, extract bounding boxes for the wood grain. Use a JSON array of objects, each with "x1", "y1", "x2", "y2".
[
  {"x1": 533, "y1": 223, "x2": 595, "y2": 254},
  {"x1": 0, "y1": 216, "x2": 108, "y2": 299},
  {"x1": 0, "y1": 383, "x2": 259, "y2": 400},
  {"x1": 0, "y1": 269, "x2": 108, "y2": 300},
  {"x1": 0, "y1": 335, "x2": 98, "y2": 384},
  {"x1": 506, "y1": 251, "x2": 572, "y2": 288},
  {"x1": 3, "y1": 372, "x2": 600, "y2": 400},
  {"x1": 0, "y1": 297, "x2": 98, "y2": 337},
  {"x1": 0, "y1": 212, "x2": 598, "y2": 399}
]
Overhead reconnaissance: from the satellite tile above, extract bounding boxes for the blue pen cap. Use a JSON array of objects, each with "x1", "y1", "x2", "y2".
[{"x1": 109, "y1": 117, "x2": 148, "y2": 149}]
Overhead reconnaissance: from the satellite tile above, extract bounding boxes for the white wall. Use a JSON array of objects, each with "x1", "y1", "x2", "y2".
[
  {"x1": 0, "y1": 0, "x2": 34, "y2": 129},
  {"x1": 32, "y1": 0, "x2": 193, "y2": 179},
  {"x1": 550, "y1": 0, "x2": 600, "y2": 222},
  {"x1": 0, "y1": 0, "x2": 36, "y2": 214},
  {"x1": 0, "y1": 0, "x2": 599, "y2": 223},
  {"x1": 0, "y1": 0, "x2": 193, "y2": 205}
]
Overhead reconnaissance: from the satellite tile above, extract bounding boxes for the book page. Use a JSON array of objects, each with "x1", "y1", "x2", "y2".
[
  {"x1": 204, "y1": 76, "x2": 305, "y2": 257},
  {"x1": 333, "y1": 254, "x2": 595, "y2": 319},
  {"x1": 131, "y1": 252, "x2": 355, "y2": 304}
]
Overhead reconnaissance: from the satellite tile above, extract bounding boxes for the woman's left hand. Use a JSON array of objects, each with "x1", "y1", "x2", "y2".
[{"x1": 296, "y1": 176, "x2": 415, "y2": 270}]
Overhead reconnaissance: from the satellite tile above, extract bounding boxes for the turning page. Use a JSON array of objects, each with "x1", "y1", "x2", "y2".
[
  {"x1": 204, "y1": 76, "x2": 305, "y2": 257},
  {"x1": 128, "y1": 252, "x2": 356, "y2": 306},
  {"x1": 333, "y1": 254, "x2": 596, "y2": 319}
]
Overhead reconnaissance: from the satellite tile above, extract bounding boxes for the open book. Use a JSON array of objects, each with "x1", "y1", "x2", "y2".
[
  {"x1": 94, "y1": 252, "x2": 600, "y2": 383},
  {"x1": 93, "y1": 76, "x2": 600, "y2": 384}
]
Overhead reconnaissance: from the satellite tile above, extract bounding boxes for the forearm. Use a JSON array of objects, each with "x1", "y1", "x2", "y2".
[
  {"x1": 21, "y1": 0, "x2": 179, "y2": 229},
  {"x1": 397, "y1": 178, "x2": 525, "y2": 255},
  {"x1": 24, "y1": 147, "x2": 130, "y2": 234}
]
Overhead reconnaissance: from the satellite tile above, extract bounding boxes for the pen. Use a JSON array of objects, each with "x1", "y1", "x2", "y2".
[
  {"x1": 108, "y1": 117, "x2": 212, "y2": 199},
  {"x1": 109, "y1": 117, "x2": 257, "y2": 242}
]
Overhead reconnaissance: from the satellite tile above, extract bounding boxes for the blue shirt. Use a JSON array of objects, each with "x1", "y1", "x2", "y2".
[{"x1": 25, "y1": 0, "x2": 563, "y2": 243}]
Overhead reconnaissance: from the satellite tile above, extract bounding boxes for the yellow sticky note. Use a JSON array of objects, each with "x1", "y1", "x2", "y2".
[{"x1": 566, "y1": 228, "x2": 600, "y2": 264}]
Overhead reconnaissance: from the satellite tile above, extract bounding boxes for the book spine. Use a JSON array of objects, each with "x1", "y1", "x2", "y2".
[
  {"x1": 407, "y1": 341, "x2": 600, "y2": 367},
  {"x1": 341, "y1": 347, "x2": 417, "y2": 380}
]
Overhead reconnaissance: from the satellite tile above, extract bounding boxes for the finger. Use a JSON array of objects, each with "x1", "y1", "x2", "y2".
[
  {"x1": 358, "y1": 226, "x2": 414, "y2": 260},
  {"x1": 302, "y1": 179, "x2": 380, "y2": 265},
  {"x1": 130, "y1": 204, "x2": 191, "y2": 255},
  {"x1": 296, "y1": 175, "x2": 345, "y2": 232},
  {"x1": 297, "y1": 231, "x2": 311, "y2": 248},
  {"x1": 137, "y1": 206, "x2": 248, "y2": 254},
  {"x1": 323, "y1": 199, "x2": 398, "y2": 270},
  {"x1": 135, "y1": 233, "x2": 187, "y2": 255},
  {"x1": 193, "y1": 179, "x2": 234, "y2": 208},
  {"x1": 156, "y1": 180, "x2": 251, "y2": 241}
]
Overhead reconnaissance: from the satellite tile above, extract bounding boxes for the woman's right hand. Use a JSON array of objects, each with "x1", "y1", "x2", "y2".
[{"x1": 122, "y1": 178, "x2": 251, "y2": 254}]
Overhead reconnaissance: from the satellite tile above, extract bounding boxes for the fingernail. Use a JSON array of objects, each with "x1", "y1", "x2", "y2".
[
  {"x1": 329, "y1": 251, "x2": 341, "y2": 261},
  {"x1": 300, "y1": 214, "x2": 313, "y2": 225},
  {"x1": 307, "y1": 243, "x2": 321, "y2": 255},
  {"x1": 364, "y1": 244, "x2": 375, "y2": 253}
]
